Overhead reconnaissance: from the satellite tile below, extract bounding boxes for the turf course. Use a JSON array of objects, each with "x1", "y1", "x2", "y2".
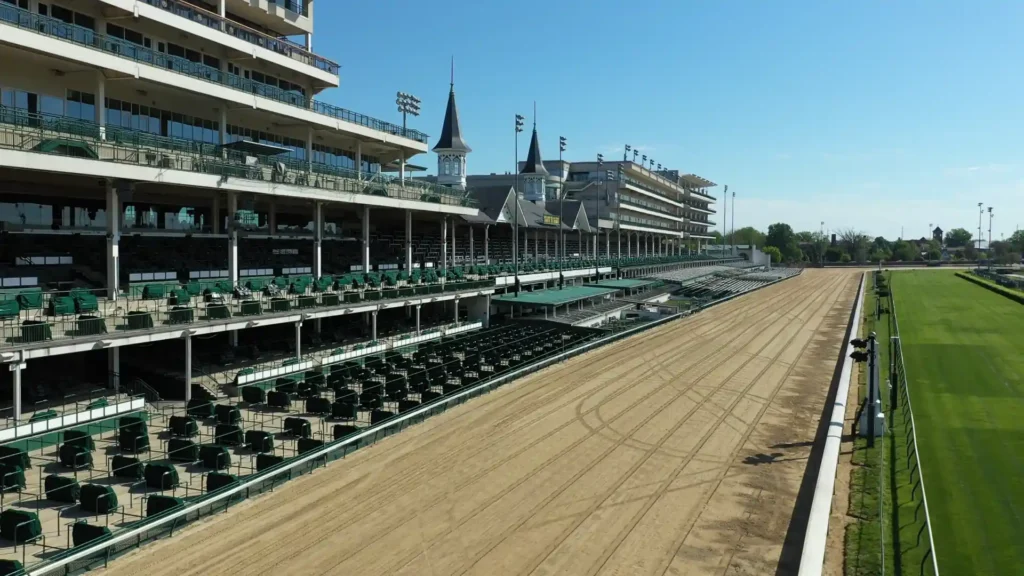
[{"x1": 892, "y1": 270, "x2": 1024, "y2": 575}]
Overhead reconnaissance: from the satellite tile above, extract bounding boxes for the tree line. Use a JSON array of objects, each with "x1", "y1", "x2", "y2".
[{"x1": 709, "y1": 225, "x2": 1024, "y2": 265}]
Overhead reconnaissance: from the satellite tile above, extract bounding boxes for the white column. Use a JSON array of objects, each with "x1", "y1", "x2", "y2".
[
  {"x1": 227, "y1": 191, "x2": 239, "y2": 286},
  {"x1": 184, "y1": 333, "x2": 192, "y2": 403},
  {"x1": 606, "y1": 232, "x2": 610, "y2": 257},
  {"x1": 400, "y1": 155, "x2": 406, "y2": 187},
  {"x1": 484, "y1": 225, "x2": 490, "y2": 264},
  {"x1": 453, "y1": 297, "x2": 460, "y2": 325},
  {"x1": 218, "y1": 0, "x2": 226, "y2": 17},
  {"x1": 304, "y1": 33, "x2": 312, "y2": 51},
  {"x1": 405, "y1": 209, "x2": 413, "y2": 275},
  {"x1": 441, "y1": 218, "x2": 448, "y2": 283},
  {"x1": 371, "y1": 311, "x2": 378, "y2": 341},
  {"x1": 469, "y1": 227, "x2": 475, "y2": 264},
  {"x1": 219, "y1": 107, "x2": 227, "y2": 147},
  {"x1": 306, "y1": 126, "x2": 314, "y2": 173},
  {"x1": 105, "y1": 182, "x2": 120, "y2": 299},
  {"x1": 11, "y1": 363, "x2": 24, "y2": 422},
  {"x1": 109, "y1": 348, "x2": 120, "y2": 394},
  {"x1": 313, "y1": 202, "x2": 323, "y2": 278},
  {"x1": 212, "y1": 195, "x2": 221, "y2": 234},
  {"x1": 617, "y1": 231, "x2": 621, "y2": 258},
  {"x1": 96, "y1": 71, "x2": 106, "y2": 140},
  {"x1": 295, "y1": 321, "x2": 302, "y2": 359},
  {"x1": 415, "y1": 305, "x2": 421, "y2": 334},
  {"x1": 361, "y1": 205, "x2": 370, "y2": 272},
  {"x1": 533, "y1": 229, "x2": 538, "y2": 258},
  {"x1": 356, "y1": 142, "x2": 363, "y2": 181}
]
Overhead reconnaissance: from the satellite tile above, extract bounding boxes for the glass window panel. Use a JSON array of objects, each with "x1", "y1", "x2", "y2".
[{"x1": 40, "y1": 95, "x2": 63, "y2": 115}]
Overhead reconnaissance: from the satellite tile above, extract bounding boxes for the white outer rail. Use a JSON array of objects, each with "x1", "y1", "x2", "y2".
[{"x1": 797, "y1": 272, "x2": 865, "y2": 576}]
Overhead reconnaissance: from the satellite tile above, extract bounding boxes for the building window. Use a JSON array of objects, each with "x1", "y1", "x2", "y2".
[{"x1": 453, "y1": 157, "x2": 461, "y2": 176}]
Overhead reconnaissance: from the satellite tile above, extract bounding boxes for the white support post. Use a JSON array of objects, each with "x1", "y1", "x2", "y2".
[
  {"x1": 295, "y1": 321, "x2": 302, "y2": 360},
  {"x1": 105, "y1": 182, "x2": 120, "y2": 299},
  {"x1": 11, "y1": 363, "x2": 24, "y2": 422},
  {"x1": 96, "y1": 71, "x2": 106, "y2": 140},
  {"x1": 544, "y1": 231, "x2": 549, "y2": 258},
  {"x1": 184, "y1": 333, "x2": 192, "y2": 403},
  {"x1": 441, "y1": 218, "x2": 448, "y2": 284},
  {"x1": 356, "y1": 142, "x2": 363, "y2": 181},
  {"x1": 313, "y1": 202, "x2": 323, "y2": 278},
  {"x1": 219, "y1": 107, "x2": 227, "y2": 148},
  {"x1": 361, "y1": 205, "x2": 371, "y2": 272},
  {"x1": 484, "y1": 225, "x2": 490, "y2": 264},
  {"x1": 306, "y1": 126, "x2": 314, "y2": 173},
  {"x1": 400, "y1": 156, "x2": 406, "y2": 187},
  {"x1": 218, "y1": 0, "x2": 226, "y2": 17},
  {"x1": 405, "y1": 209, "x2": 413, "y2": 275},
  {"x1": 227, "y1": 191, "x2": 239, "y2": 286},
  {"x1": 533, "y1": 229, "x2": 539, "y2": 259},
  {"x1": 617, "y1": 231, "x2": 622, "y2": 258},
  {"x1": 454, "y1": 297, "x2": 460, "y2": 325},
  {"x1": 606, "y1": 232, "x2": 610, "y2": 257},
  {"x1": 371, "y1": 311, "x2": 378, "y2": 341},
  {"x1": 304, "y1": 33, "x2": 312, "y2": 51},
  {"x1": 415, "y1": 305, "x2": 421, "y2": 335},
  {"x1": 469, "y1": 226, "x2": 475, "y2": 264}
]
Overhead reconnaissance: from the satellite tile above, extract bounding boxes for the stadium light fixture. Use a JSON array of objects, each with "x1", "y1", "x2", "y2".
[
  {"x1": 624, "y1": 144, "x2": 631, "y2": 162},
  {"x1": 396, "y1": 91, "x2": 421, "y2": 133}
]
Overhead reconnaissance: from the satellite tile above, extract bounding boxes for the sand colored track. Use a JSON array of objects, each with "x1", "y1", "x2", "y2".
[{"x1": 105, "y1": 268, "x2": 858, "y2": 576}]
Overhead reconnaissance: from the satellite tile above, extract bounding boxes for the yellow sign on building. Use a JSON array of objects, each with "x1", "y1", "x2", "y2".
[{"x1": 543, "y1": 214, "x2": 561, "y2": 226}]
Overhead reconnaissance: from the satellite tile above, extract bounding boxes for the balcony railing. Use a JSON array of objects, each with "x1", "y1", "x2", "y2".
[
  {"x1": 0, "y1": 107, "x2": 471, "y2": 207},
  {"x1": 620, "y1": 175, "x2": 685, "y2": 206},
  {"x1": 617, "y1": 194, "x2": 680, "y2": 219},
  {"x1": 139, "y1": 0, "x2": 336, "y2": 75},
  {"x1": 0, "y1": 4, "x2": 428, "y2": 144},
  {"x1": 616, "y1": 214, "x2": 680, "y2": 233}
]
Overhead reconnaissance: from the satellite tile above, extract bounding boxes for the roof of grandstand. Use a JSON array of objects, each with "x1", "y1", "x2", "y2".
[
  {"x1": 462, "y1": 187, "x2": 592, "y2": 231},
  {"x1": 594, "y1": 279, "x2": 657, "y2": 289},
  {"x1": 492, "y1": 285, "x2": 616, "y2": 306},
  {"x1": 681, "y1": 174, "x2": 717, "y2": 188}
]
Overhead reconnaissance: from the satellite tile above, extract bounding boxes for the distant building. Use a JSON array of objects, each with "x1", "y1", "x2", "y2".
[{"x1": 933, "y1": 226, "x2": 943, "y2": 244}]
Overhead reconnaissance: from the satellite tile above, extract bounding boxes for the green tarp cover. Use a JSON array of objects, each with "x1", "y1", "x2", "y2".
[
  {"x1": 111, "y1": 456, "x2": 143, "y2": 480},
  {"x1": 142, "y1": 284, "x2": 166, "y2": 299},
  {"x1": 79, "y1": 484, "x2": 118, "y2": 514},
  {"x1": 0, "y1": 447, "x2": 29, "y2": 469},
  {"x1": 146, "y1": 495, "x2": 183, "y2": 517},
  {"x1": 0, "y1": 509, "x2": 40, "y2": 544},
  {"x1": 71, "y1": 522, "x2": 111, "y2": 547},
  {"x1": 58, "y1": 444, "x2": 92, "y2": 469},
  {"x1": 44, "y1": 475, "x2": 79, "y2": 503},
  {"x1": 206, "y1": 473, "x2": 238, "y2": 493},
  {"x1": 144, "y1": 463, "x2": 178, "y2": 489},
  {"x1": 63, "y1": 429, "x2": 95, "y2": 450},
  {"x1": 0, "y1": 300, "x2": 19, "y2": 318},
  {"x1": 49, "y1": 296, "x2": 74, "y2": 315},
  {"x1": 199, "y1": 445, "x2": 231, "y2": 470},
  {"x1": 73, "y1": 292, "x2": 98, "y2": 313},
  {"x1": 167, "y1": 439, "x2": 199, "y2": 462},
  {"x1": 0, "y1": 464, "x2": 25, "y2": 492}
]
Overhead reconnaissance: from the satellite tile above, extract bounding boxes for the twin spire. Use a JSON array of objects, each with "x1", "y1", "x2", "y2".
[{"x1": 432, "y1": 57, "x2": 471, "y2": 153}]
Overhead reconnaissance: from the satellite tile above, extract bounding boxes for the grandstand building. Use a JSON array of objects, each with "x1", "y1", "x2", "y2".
[{"x1": 0, "y1": 4, "x2": 744, "y2": 569}]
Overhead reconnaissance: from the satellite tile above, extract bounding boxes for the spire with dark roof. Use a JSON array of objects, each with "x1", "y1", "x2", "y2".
[
  {"x1": 432, "y1": 59, "x2": 471, "y2": 153},
  {"x1": 519, "y1": 116, "x2": 548, "y2": 176}
]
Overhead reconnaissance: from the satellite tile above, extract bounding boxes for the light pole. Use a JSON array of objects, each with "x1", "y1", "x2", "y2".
[
  {"x1": 632, "y1": 149, "x2": 639, "y2": 164},
  {"x1": 515, "y1": 113, "x2": 524, "y2": 296},
  {"x1": 988, "y1": 207, "x2": 993, "y2": 251},
  {"x1": 624, "y1": 144, "x2": 631, "y2": 162},
  {"x1": 596, "y1": 153, "x2": 603, "y2": 262},
  {"x1": 977, "y1": 202, "x2": 984, "y2": 252},
  {"x1": 731, "y1": 188, "x2": 736, "y2": 257},
  {"x1": 722, "y1": 184, "x2": 728, "y2": 254},
  {"x1": 559, "y1": 135, "x2": 566, "y2": 287},
  {"x1": 396, "y1": 91, "x2": 420, "y2": 186}
]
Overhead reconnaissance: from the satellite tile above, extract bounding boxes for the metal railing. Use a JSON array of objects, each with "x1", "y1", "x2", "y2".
[
  {"x1": 0, "y1": 107, "x2": 468, "y2": 206},
  {"x1": 138, "y1": 0, "x2": 335, "y2": 74},
  {"x1": 888, "y1": 285, "x2": 941, "y2": 576},
  {"x1": 0, "y1": 4, "x2": 426, "y2": 143},
  {"x1": 617, "y1": 194, "x2": 684, "y2": 220}
]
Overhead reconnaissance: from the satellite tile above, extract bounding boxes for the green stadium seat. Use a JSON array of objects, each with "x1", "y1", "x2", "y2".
[
  {"x1": 144, "y1": 463, "x2": 179, "y2": 490},
  {"x1": 79, "y1": 484, "x2": 118, "y2": 514},
  {"x1": 146, "y1": 495, "x2": 184, "y2": 518},
  {"x1": 44, "y1": 475, "x2": 79, "y2": 503},
  {"x1": 167, "y1": 439, "x2": 199, "y2": 462}
]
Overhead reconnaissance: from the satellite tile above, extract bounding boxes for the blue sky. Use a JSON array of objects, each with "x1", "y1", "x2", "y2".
[{"x1": 315, "y1": 0, "x2": 1023, "y2": 241}]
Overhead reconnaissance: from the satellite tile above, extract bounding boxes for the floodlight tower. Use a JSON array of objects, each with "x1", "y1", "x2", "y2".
[
  {"x1": 988, "y1": 207, "x2": 993, "y2": 250},
  {"x1": 978, "y1": 202, "x2": 984, "y2": 251}
]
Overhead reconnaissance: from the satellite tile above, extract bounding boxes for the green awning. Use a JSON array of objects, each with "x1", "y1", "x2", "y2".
[{"x1": 35, "y1": 138, "x2": 98, "y2": 159}]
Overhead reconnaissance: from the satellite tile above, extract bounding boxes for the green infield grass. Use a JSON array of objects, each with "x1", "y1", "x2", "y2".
[{"x1": 892, "y1": 270, "x2": 1024, "y2": 575}]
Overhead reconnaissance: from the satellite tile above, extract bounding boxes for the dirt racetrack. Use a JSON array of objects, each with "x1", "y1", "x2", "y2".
[{"x1": 106, "y1": 268, "x2": 859, "y2": 576}]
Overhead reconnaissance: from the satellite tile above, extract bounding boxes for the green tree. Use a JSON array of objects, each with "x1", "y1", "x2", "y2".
[
  {"x1": 839, "y1": 252, "x2": 852, "y2": 263},
  {"x1": 964, "y1": 244, "x2": 978, "y2": 260},
  {"x1": 893, "y1": 240, "x2": 919, "y2": 262},
  {"x1": 927, "y1": 248, "x2": 942, "y2": 260},
  {"x1": 872, "y1": 236, "x2": 891, "y2": 254},
  {"x1": 944, "y1": 227, "x2": 973, "y2": 248},
  {"x1": 825, "y1": 246, "x2": 845, "y2": 263},
  {"x1": 762, "y1": 245, "x2": 782, "y2": 263},
  {"x1": 1009, "y1": 230, "x2": 1024, "y2": 253},
  {"x1": 837, "y1": 228, "x2": 871, "y2": 263},
  {"x1": 765, "y1": 223, "x2": 801, "y2": 262},
  {"x1": 726, "y1": 226, "x2": 766, "y2": 248}
]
